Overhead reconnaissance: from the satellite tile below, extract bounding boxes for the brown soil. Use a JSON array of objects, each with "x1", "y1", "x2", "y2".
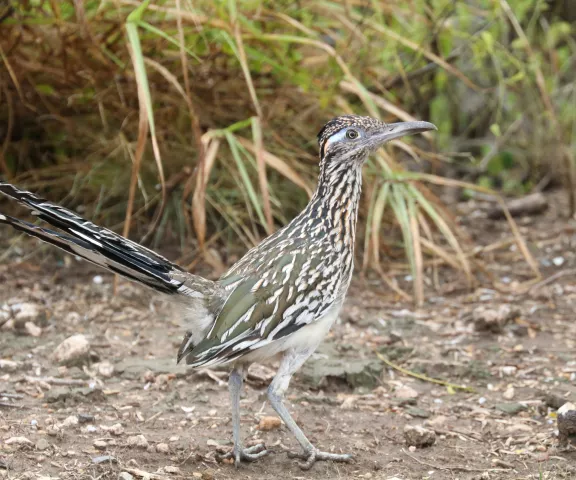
[{"x1": 1, "y1": 191, "x2": 575, "y2": 480}]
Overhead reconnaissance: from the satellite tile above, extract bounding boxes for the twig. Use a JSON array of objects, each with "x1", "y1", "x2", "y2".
[
  {"x1": 196, "y1": 368, "x2": 227, "y2": 387},
  {"x1": 145, "y1": 411, "x2": 163, "y2": 424},
  {"x1": 401, "y1": 448, "x2": 509, "y2": 473},
  {"x1": 526, "y1": 269, "x2": 576, "y2": 293},
  {"x1": 375, "y1": 351, "x2": 474, "y2": 392},
  {"x1": 24, "y1": 376, "x2": 87, "y2": 386},
  {"x1": 0, "y1": 401, "x2": 27, "y2": 409},
  {"x1": 122, "y1": 467, "x2": 169, "y2": 480},
  {"x1": 0, "y1": 393, "x2": 23, "y2": 399}
]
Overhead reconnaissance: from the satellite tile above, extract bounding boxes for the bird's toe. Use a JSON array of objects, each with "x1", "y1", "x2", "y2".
[
  {"x1": 219, "y1": 444, "x2": 270, "y2": 467},
  {"x1": 288, "y1": 448, "x2": 353, "y2": 470}
]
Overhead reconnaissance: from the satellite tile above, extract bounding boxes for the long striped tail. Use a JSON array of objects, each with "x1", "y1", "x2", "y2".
[{"x1": 0, "y1": 181, "x2": 186, "y2": 294}]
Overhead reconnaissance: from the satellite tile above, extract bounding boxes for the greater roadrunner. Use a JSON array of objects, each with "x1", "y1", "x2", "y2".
[{"x1": 0, "y1": 115, "x2": 435, "y2": 469}]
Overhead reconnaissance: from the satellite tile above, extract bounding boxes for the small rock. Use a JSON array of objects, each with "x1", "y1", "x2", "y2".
[
  {"x1": 59, "y1": 415, "x2": 79, "y2": 429},
  {"x1": 5, "y1": 436, "x2": 33, "y2": 446},
  {"x1": 93, "y1": 361, "x2": 115, "y2": 378},
  {"x1": 93, "y1": 440, "x2": 108, "y2": 450},
  {"x1": 35, "y1": 438, "x2": 50, "y2": 451},
  {"x1": 403, "y1": 425, "x2": 436, "y2": 448},
  {"x1": 78, "y1": 414, "x2": 95, "y2": 424},
  {"x1": 201, "y1": 470, "x2": 215, "y2": 480},
  {"x1": 156, "y1": 442, "x2": 170, "y2": 453},
  {"x1": 118, "y1": 473, "x2": 135, "y2": 480},
  {"x1": 543, "y1": 392, "x2": 567, "y2": 410},
  {"x1": 406, "y1": 407, "x2": 430, "y2": 418},
  {"x1": 24, "y1": 321, "x2": 42, "y2": 337},
  {"x1": 45, "y1": 386, "x2": 105, "y2": 405},
  {"x1": 0, "y1": 359, "x2": 20, "y2": 372},
  {"x1": 257, "y1": 416, "x2": 282, "y2": 431},
  {"x1": 46, "y1": 426, "x2": 60, "y2": 436},
  {"x1": 470, "y1": 305, "x2": 520, "y2": 333},
  {"x1": 105, "y1": 423, "x2": 124, "y2": 436},
  {"x1": 395, "y1": 385, "x2": 419, "y2": 401},
  {"x1": 426, "y1": 415, "x2": 447, "y2": 428},
  {"x1": 300, "y1": 356, "x2": 383, "y2": 388},
  {"x1": 491, "y1": 458, "x2": 514, "y2": 469},
  {"x1": 13, "y1": 303, "x2": 41, "y2": 323},
  {"x1": 52, "y1": 334, "x2": 90, "y2": 366},
  {"x1": 92, "y1": 455, "x2": 116, "y2": 464},
  {"x1": 164, "y1": 466, "x2": 180, "y2": 474},
  {"x1": 502, "y1": 386, "x2": 515, "y2": 400},
  {"x1": 500, "y1": 366, "x2": 517, "y2": 376},
  {"x1": 505, "y1": 423, "x2": 533, "y2": 434},
  {"x1": 127, "y1": 434, "x2": 148, "y2": 449},
  {"x1": 557, "y1": 402, "x2": 576, "y2": 446},
  {"x1": 495, "y1": 403, "x2": 527, "y2": 415}
]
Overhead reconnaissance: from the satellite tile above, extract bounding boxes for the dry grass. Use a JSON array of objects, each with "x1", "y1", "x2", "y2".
[{"x1": 0, "y1": 0, "x2": 574, "y2": 299}]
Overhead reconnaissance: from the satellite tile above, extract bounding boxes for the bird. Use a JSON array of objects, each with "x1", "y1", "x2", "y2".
[{"x1": 0, "y1": 115, "x2": 436, "y2": 470}]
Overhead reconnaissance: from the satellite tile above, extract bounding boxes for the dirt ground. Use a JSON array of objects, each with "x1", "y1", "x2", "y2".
[{"x1": 1, "y1": 191, "x2": 575, "y2": 480}]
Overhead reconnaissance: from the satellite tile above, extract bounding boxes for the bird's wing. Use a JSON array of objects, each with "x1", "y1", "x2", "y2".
[{"x1": 179, "y1": 252, "x2": 337, "y2": 367}]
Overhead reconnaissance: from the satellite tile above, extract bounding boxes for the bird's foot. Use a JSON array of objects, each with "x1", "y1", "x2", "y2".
[
  {"x1": 288, "y1": 448, "x2": 353, "y2": 470},
  {"x1": 219, "y1": 443, "x2": 270, "y2": 467}
]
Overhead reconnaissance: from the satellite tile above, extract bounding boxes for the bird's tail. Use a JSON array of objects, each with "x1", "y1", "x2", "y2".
[{"x1": 0, "y1": 181, "x2": 186, "y2": 294}]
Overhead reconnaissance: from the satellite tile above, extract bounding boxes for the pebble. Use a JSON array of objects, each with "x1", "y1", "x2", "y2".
[
  {"x1": 118, "y1": 473, "x2": 134, "y2": 480},
  {"x1": 426, "y1": 415, "x2": 447, "y2": 428},
  {"x1": 107, "y1": 423, "x2": 124, "y2": 436},
  {"x1": 156, "y1": 442, "x2": 169, "y2": 453},
  {"x1": 93, "y1": 440, "x2": 107, "y2": 450},
  {"x1": 395, "y1": 385, "x2": 419, "y2": 400},
  {"x1": 502, "y1": 386, "x2": 515, "y2": 400},
  {"x1": 500, "y1": 366, "x2": 517, "y2": 376},
  {"x1": 0, "y1": 359, "x2": 21, "y2": 372},
  {"x1": 59, "y1": 415, "x2": 79, "y2": 429},
  {"x1": 470, "y1": 304, "x2": 519, "y2": 333},
  {"x1": 201, "y1": 470, "x2": 215, "y2": 480},
  {"x1": 24, "y1": 321, "x2": 42, "y2": 337},
  {"x1": 94, "y1": 361, "x2": 115, "y2": 378},
  {"x1": 13, "y1": 303, "x2": 41, "y2": 323},
  {"x1": 164, "y1": 466, "x2": 180, "y2": 474},
  {"x1": 5, "y1": 436, "x2": 33, "y2": 446},
  {"x1": 403, "y1": 425, "x2": 436, "y2": 448},
  {"x1": 257, "y1": 416, "x2": 282, "y2": 431},
  {"x1": 35, "y1": 438, "x2": 50, "y2": 451},
  {"x1": 91, "y1": 455, "x2": 116, "y2": 464},
  {"x1": 495, "y1": 403, "x2": 527, "y2": 415},
  {"x1": 127, "y1": 434, "x2": 148, "y2": 449},
  {"x1": 52, "y1": 334, "x2": 90, "y2": 365}
]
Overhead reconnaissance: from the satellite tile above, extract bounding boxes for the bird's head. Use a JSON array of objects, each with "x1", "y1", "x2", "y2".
[{"x1": 317, "y1": 115, "x2": 436, "y2": 166}]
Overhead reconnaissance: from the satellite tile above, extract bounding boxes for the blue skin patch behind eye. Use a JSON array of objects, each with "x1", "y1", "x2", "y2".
[
  {"x1": 329, "y1": 128, "x2": 363, "y2": 144},
  {"x1": 323, "y1": 128, "x2": 364, "y2": 154}
]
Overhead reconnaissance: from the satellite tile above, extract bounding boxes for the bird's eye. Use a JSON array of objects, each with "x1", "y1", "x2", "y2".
[{"x1": 346, "y1": 129, "x2": 359, "y2": 140}]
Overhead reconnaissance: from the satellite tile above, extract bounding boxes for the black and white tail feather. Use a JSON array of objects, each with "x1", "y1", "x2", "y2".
[{"x1": 0, "y1": 181, "x2": 222, "y2": 358}]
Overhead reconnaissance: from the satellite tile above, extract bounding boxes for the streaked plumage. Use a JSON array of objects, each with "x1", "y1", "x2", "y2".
[{"x1": 0, "y1": 115, "x2": 436, "y2": 469}]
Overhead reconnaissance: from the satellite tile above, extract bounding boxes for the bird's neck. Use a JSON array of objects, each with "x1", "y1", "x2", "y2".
[{"x1": 302, "y1": 162, "x2": 363, "y2": 244}]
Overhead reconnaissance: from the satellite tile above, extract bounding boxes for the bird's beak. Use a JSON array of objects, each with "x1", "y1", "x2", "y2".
[{"x1": 368, "y1": 121, "x2": 437, "y2": 149}]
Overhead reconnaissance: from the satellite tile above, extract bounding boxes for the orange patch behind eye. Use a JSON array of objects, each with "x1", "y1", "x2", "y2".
[{"x1": 321, "y1": 136, "x2": 336, "y2": 158}]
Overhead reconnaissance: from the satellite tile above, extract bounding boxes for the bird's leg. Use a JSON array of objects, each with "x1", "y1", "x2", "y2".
[
  {"x1": 267, "y1": 349, "x2": 353, "y2": 470},
  {"x1": 220, "y1": 366, "x2": 269, "y2": 466}
]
